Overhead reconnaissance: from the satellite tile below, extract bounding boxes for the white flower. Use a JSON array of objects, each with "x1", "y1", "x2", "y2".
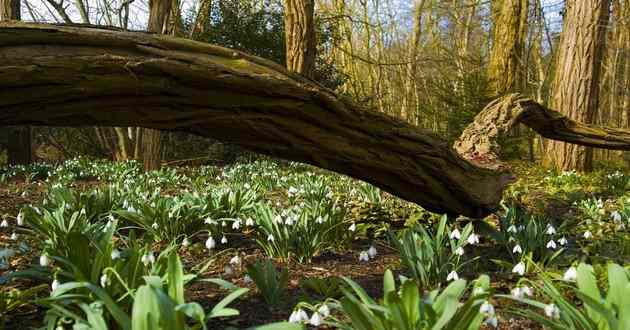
[
  {"x1": 455, "y1": 247, "x2": 464, "y2": 256},
  {"x1": 611, "y1": 211, "x2": 622, "y2": 223},
  {"x1": 359, "y1": 251, "x2": 369, "y2": 262},
  {"x1": 559, "y1": 237, "x2": 568, "y2": 246},
  {"x1": 151, "y1": 222, "x2": 159, "y2": 229},
  {"x1": 273, "y1": 215, "x2": 283, "y2": 224},
  {"x1": 473, "y1": 287, "x2": 485, "y2": 296},
  {"x1": 309, "y1": 312, "x2": 323, "y2": 326},
  {"x1": 229, "y1": 255, "x2": 241, "y2": 265},
  {"x1": 204, "y1": 217, "x2": 217, "y2": 225},
  {"x1": 512, "y1": 244, "x2": 523, "y2": 254},
  {"x1": 232, "y1": 220, "x2": 241, "y2": 230},
  {"x1": 17, "y1": 212, "x2": 24, "y2": 226},
  {"x1": 450, "y1": 229, "x2": 461, "y2": 240},
  {"x1": 245, "y1": 218, "x2": 255, "y2": 226},
  {"x1": 10, "y1": 232, "x2": 17, "y2": 240},
  {"x1": 100, "y1": 273, "x2": 109, "y2": 287},
  {"x1": 182, "y1": 238, "x2": 190, "y2": 248},
  {"x1": 563, "y1": 267, "x2": 577, "y2": 282},
  {"x1": 583, "y1": 231, "x2": 592, "y2": 239},
  {"x1": 141, "y1": 252, "x2": 155, "y2": 266},
  {"x1": 546, "y1": 225, "x2": 556, "y2": 235},
  {"x1": 484, "y1": 316, "x2": 498, "y2": 328},
  {"x1": 267, "y1": 234, "x2": 275, "y2": 242},
  {"x1": 51, "y1": 279, "x2": 60, "y2": 291},
  {"x1": 507, "y1": 225, "x2": 517, "y2": 233},
  {"x1": 512, "y1": 262, "x2": 526, "y2": 276},
  {"x1": 243, "y1": 275, "x2": 253, "y2": 284},
  {"x1": 221, "y1": 235, "x2": 228, "y2": 244},
  {"x1": 111, "y1": 249, "x2": 121, "y2": 260},
  {"x1": 284, "y1": 217, "x2": 294, "y2": 226},
  {"x1": 546, "y1": 240, "x2": 557, "y2": 249},
  {"x1": 447, "y1": 270, "x2": 459, "y2": 281},
  {"x1": 317, "y1": 304, "x2": 330, "y2": 317},
  {"x1": 289, "y1": 308, "x2": 309, "y2": 323},
  {"x1": 205, "y1": 237, "x2": 216, "y2": 250},
  {"x1": 544, "y1": 303, "x2": 560, "y2": 319},
  {"x1": 511, "y1": 286, "x2": 533, "y2": 299},
  {"x1": 367, "y1": 246, "x2": 378, "y2": 258},
  {"x1": 315, "y1": 216, "x2": 325, "y2": 224},
  {"x1": 288, "y1": 187, "x2": 299, "y2": 196},
  {"x1": 480, "y1": 301, "x2": 495, "y2": 315},
  {"x1": 0, "y1": 219, "x2": 8, "y2": 228},
  {"x1": 40, "y1": 254, "x2": 50, "y2": 267},
  {"x1": 349, "y1": 223, "x2": 356, "y2": 232},
  {"x1": 467, "y1": 233, "x2": 480, "y2": 245},
  {"x1": 223, "y1": 265, "x2": 233, "y2": 276}
]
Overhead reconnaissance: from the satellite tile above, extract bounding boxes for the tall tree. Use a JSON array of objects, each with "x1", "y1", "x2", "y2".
[
  {"x1": 283, "y1": 0, "x2": 316, "y2": 78},
  {"x1": 544, "y1": 0, "x2": 611, "y2": 171},
  {"x1": 1, "y1": 0, "x2": 32, "y2": 165},
  {"x1": 487, "y1": 0, "x2": 529, "y2": 96}
]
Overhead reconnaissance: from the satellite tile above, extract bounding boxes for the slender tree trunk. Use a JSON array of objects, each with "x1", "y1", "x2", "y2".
[
  {"x1": 1, "y1": 0, "x2": 32, "y2": 165},
  {"x1": 544, "y1": 0, "x2": 611, "y2": 171},
  {"x1": 190, "y1": 0, "x2": 212, "y2": 40},
  {"x1": 283, "y1": 0, "x2": 316, "y2": 78}
]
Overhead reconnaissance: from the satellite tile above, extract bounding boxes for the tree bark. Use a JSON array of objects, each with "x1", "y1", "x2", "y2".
[
  {"x1": 543, "y1": 0, "x2": 611, "y2": 171},
  {"x1": 283, "y1": 0, "x2": 316, "y2": 78},
  {"x1": 189, "y1": 0, "x2": 212, "y2": 40},
  {"x1": 2, "y1": 23, "x2": 630, "y2": 217}
]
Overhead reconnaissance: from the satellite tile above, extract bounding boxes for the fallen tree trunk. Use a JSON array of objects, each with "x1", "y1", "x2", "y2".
[{"x1": 1, "y1": 22, "x2": 629, "y2": 218}]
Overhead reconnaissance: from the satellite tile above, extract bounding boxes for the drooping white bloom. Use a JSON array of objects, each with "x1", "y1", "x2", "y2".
[
  {"x1": 317, "y1": 304, "x2": 330, "y2": 317},
  {"x1": 507, "y1": 225, "x2": 518, "y2": 233},
  {"x1": 232, "y1": 219, "x2": 241, "y2": 230},
  {"x1": 245, "y1": 218, "x2": 255, "y2": 226},
  {"x1": 40, "y1": 254, "x2": 50, "y2": 267},
  {"x1": 367, "y1": 246, "x2": 378, "y2": 258},
  {"x1": 111, "y1": 249, "x2": 121, "y2": 260},
  {"x1": 221, "y1": 235, "x2": 228, "y2": 244},
  {"x1": 611, "y1": 211, "x2": 622, "y2": 223},
  {"x1": 455, "y1": 247, "x2": 464, "y2": 256},
  {"x1": 267, "y1": 234, "x2": 275, "y2": 242},
  {"x1": 151, "y1": 222, "x2": 159, "y2": 230},
  {"x1": 583, "y1": 231, "x2": 593, "y2": 239},
  {"x1": 100, "y1": 273, "x2": 109, "y2": 287},
  {"x1": 289, "y1": 309, "x2": 309, "y2": 323},
  {"x1": 512, "y1": 244, "x2": 523, "y2": 254},
  {"x1": 229, "y1": 255, "x2": 241, "y2": 265},
  {"x1": 349, "y1": 223, "x2": 356, "y2": 232},
  {"x1": 243, "y1": 275, "x2": 253, "y2": 284},
  {"x1": 450, "y1": 229, "x2": 461, "y2": 240},
  {"x1": 141, "y1": 252, "x2": 155, "y2": 266},
  {"x1": 484, "y1": 316, "x2": 498, "y2": 328},
  {"x1": 309, "y1": 312, "x2": 323, "y2": 326},
  {"x1": 284, "y1": 217, "x2": 294, "y2": 226},
  {"x1": 563, "y1": 267, "x2": 577, "y2": 282},
  {"x1": 288, "y1": 187, "x2": 299, "y2": 196},
  {"x1": 182, "y1": 238, "x2": 190, "y2": 248},
  {"x1": 204, "y1": 217, "x2": 217, "y2": 225},
  {"x1": 0, "y1": 219, "x2": 8, "y2": 228},
  {"x1": 546, "y1": 240, "x2": 557, "y2": 249},
  {"x1": 512, "y1": 262, "x2": 526, "y2": 276},
  {"x1": 359, "y1": 251, "x2": 369, "y2": 262},
  {"x1": 559, "y1": 237, "x2": 568, "y2": 246},
  {"x1": 480, "y1": 301, "x2": 495, "y2": 315},
  {"x1": 511, "y1": 286, "x2": 533, "y2": 299},
  {"x1": 446, "y1": 270, "x2": 459, "y2": 281},
  {"x1": 546, "y1": 225, "x2": 556, "y2": 235},
  {"x1": 544, "y1": 303, "x2": 560, "y2": 319},
  {"x1": 206, "y1": 237, "x2": 216, "y2": 250},
  {"x1": 51, "y1": 279, "x2": 60, "y2": 291},
  {"x1": 467, "y1": 233, "x2": 480, "y2": 245},
  {"x1": 223, "y1": 265, "x2": 234, "y2": 276},
  {"x1": 17, "y1": 212, "x2": 24, "y2": 226},
  {"x1": 315, "y1": 216, "x2": 325, "y2": 224},
  {"x1": 10, "y1": 232, "x2": 17, "y2": 240}
]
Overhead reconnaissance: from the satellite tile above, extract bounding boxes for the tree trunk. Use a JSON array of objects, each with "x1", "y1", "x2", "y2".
[
  {"x1": 1, "y1": 0, "x2": 32, "y2": 166},
  {"x1": 190, "y1": 0, "x2": 212, "y2": 40},
  {"x1": 487, "y1": 0, "x2": 528, "y2": 96},
  {"x1": 543, "y1": 0, "x2": 610, "y2": 171},
  {"x1": 2, "y1": 23, "x2": 630, "y2": 217},
  {"x1": 283, "y1": 0, "x2": 316, "y2": 78}
]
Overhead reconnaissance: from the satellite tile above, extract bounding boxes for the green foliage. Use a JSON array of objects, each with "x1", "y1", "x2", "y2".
[
  {"x1": 0, "y1": 284, "x2": 48, "y2": 327},
  {"x1": 299, "y1": 276, "x2": 345, "y2": 300},
  {"x1": 246, "y1": 259, "x2": 289, "y2": 309},
  {"x1": 329, "y1": 270, "x2": 492, "y2": 330},
  {"x1": 390, "y1": 214, "x2": 477, "y2": 287}
]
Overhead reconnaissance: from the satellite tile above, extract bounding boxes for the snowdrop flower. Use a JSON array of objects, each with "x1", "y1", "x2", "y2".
[
  {"x1": 0, "y1": 219, "x2": 8, "y2": 228},
  {"x1": 507, "y1": 225, "x2": 518, "y2": 233},
  {"x1": 447, "y1": 270, "x2": 459, "y2": 281},
  {"x1": 245, "y1": 218, "x2": 255, "y2": 226},
  {"x1": 455, "y1": 247, "x2": 465, "y2": 256},
  {"x1": 111, "y1": 249, "x2": 121, "y2": 260},
  {"x1": 367, "y1": 246, "x2": 378, "y2": 258},
  {"x1": 222, "y1": 221, "x2": 227, "y2": 227},
  {"x1": 583, "y1": 231, "x2": 592, "y2": 239},
  {"x1": 467, "y1": 233, "x2": 480, "y2": 245},
  {"x1": 559, "y1": 237, "x2": 568, "y2": 246},
  {"x1": 284, "y1": 217, "x2": 294, "y2": 226},
  {"x1": 546, "y1": 225, "x2": 556, "y2": 235},
  {"x1": 349, "y1": 223, "x2": 356, "y2": 232},
  {"x1": 289, "y1": 309, "x2": 309, "y2": 323},
  {"x1": 151, "y1": 222, "x2": 159, "y2": 230},
  {"x1": 317, "y1": 304, "x2": 330, "y2": 317},
  {"x1": 17, "y1": 212, "x2": 24, "y2": 226},
  {"x1": 182, "y1": 238, "x2": 190, "y2": 248},
  {"x1": 611, "y1": 211, "x2": 622, "y2": 223},
  {"x1": 359, "y1": 251, "x2": 369, "y2": 262},
  {"x1": 221, "y1": 235, "x2": 228, "y2": 244},
  {"x1": 229, "y1": 255, "x2": 241, "y2": 265},
  {"x1": 546, "y1": 240, "x2": 557, "y2": 249},
  {"x1": 512, "y1": 262, "x2": 526, "y2": 276},
  {"x1": 232, "y1": 219, "x2": 241, "y2": 230},
  {"x1": 10, "y1": 232, "x2": 17, "y2": 240},
  {"x1": 512, "y1": 244, "x2": 523, "y2": 254},
  {"x1": 544, "y1": 303, "x2": 560, "y2": 319},
  {"x1": 141, "y1": 252, "x2": 155, "y2": 266},
  {"x1": 223, "y1": 265, "x2": 234, "y2": 276},
  {"x1": 315, "y1": 216, "x2": 325, "y2": 224},
  {"x1": 563, "y1": 267, "x2": 577, "y2": 282},
  {"x1": 288, "y1": 186, "x2": 299, "y2": 196},
  {"x1": 450, "y1": 229, "x2": 461, "y2": 240},
  {"x1": 267, "y1": 234, "x2": 275, "y2": 242},
  {"x1": 484, "y1": 316, "x2": 498, "y2": 328},
  {"x1": 309, "y1": 312, "x2": 323, "y2": 326},
  {"x1": 480, "y1": 301, "x2": 495, "y2": 315},
  {"x1": 511, "y1": 286, "x2": 533, "y2": 299},
  {"x1": 100, "y1": 273, "x2": 109, "y2": 287},
  {"x1": 243, "y1": 275, "x2": 253, "y2": 284},
  {"x1": 51, "y1": 279, "x2": 60, "y2": 292},
  {"x1": 205, "y1": 237, "x2": 216, "y2": 250},
  {"x1": 40, "y1": 254, "x2": 50, "y2": 267},
  {"x1": 204, "y1": 217, "x2": 217, "y2": 225}
]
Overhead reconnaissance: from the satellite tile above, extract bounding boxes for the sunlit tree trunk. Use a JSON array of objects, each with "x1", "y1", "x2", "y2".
[
  {"x1": 190, "y1": 0, "x2": 212, "y2": 40},
  {"x1": 283, "y1": 0, "x2": 316, "y2": 78},
  {"x1": 544, "y1": 0, "x2": 610, "y2": 171}
]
